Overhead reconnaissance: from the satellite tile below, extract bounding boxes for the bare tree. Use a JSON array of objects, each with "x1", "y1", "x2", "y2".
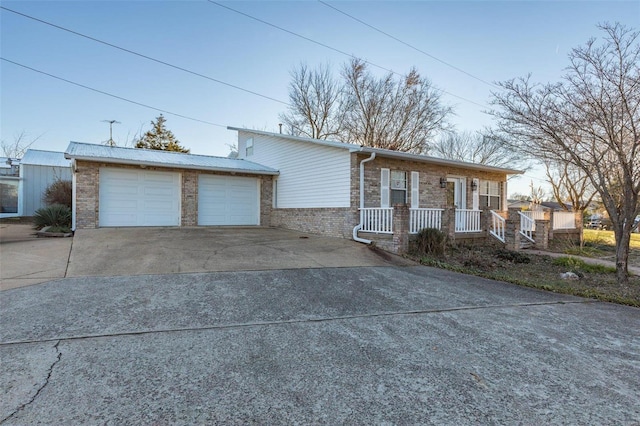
[
  {"x1": 491, "y1": 23, "x2": 640, "y2": 284},
  {"x1": 279, "y1": 63, "x2": 344, "y2": 139},
  {"x1": 430, "y1": 130, "x2": 528, "y2": 168},
  {"x1": 279, "y1": 59, "x2": 452, "y2": 153},
  {"x1": 341, "y1": 59, "x2": 451, "y2": 153},
  {"x1": 1, "y1": 131, "x2": 43, "y2": 158},
  {"x1": 544, "y1": 159, "x2": 597, "y2": 212}
]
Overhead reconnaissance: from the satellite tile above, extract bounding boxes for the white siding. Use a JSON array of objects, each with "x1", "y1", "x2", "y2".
[
  {"x1": 21, "y1": 164, "x2": 72, "y2": 216},
  {"x1": 237, "y1": 132, "x2": 351, "y2": 208}
]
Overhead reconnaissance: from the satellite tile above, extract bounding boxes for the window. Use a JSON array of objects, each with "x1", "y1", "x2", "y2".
[
  {"x1": 479, "y1": 180, "x2": 501, "y2": 209},
  {"x1": 245, "y1": 138, "x2": 254, "y2": 156},
  {"x1": 390, "y1": 171, "x2": 407, "y2": 205},
  {"x1": 0, "y1": 182, "x2": 19, "y2": 214}
]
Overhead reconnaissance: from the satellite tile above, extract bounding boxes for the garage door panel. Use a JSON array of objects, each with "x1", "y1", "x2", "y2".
[
  {"x1": 99, "y1": 168, "x2": 180, "y2": 227},
  {"x1": 198, "y1": 175, "x2": 259, "y2": 226}
]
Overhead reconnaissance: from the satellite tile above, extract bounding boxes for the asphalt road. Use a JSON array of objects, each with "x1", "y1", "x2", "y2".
[{"x1": 1, "y1": 266, "x2": 639, "y2": 424}]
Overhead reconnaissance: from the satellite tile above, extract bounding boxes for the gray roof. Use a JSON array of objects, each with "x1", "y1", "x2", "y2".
[
  {"x1": 229, "y1": 127, "x2": 524, "y2": 175},
  {"x1": 21, "y1": 150, "x2": 72, "y2": 167},
  {"x1": 64, "y1": 142, "x2": 279, "y2": 175}
]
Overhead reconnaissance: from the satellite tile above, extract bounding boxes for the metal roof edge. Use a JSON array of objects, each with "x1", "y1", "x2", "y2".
[
  {"x1": 356, "y1": 147, "x2": 523, "y2": 175},
  {"x1": 65, "y1": 155, "x2": 279, "y2": 176}
]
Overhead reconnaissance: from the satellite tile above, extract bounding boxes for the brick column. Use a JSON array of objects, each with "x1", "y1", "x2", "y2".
[
  {"x1": 548, "y1": 210, "x2": 554, "y2": 240},
  {"x1": 482, "y1": 207, "x2": 492, "y2": 236},
  {"x1": 534, "y1": 219, "x2": 550, "y2": 249},
  {"x1": 441, "y1": 207, "x2": 456, "y2": 239},
  {"x1": 505, "y1": 208, "x2": 521, "y2": 251},
  {"x1": 392, "y1": 204, "x2": 410, "y2": 254},
  {"x1": 181, "y1": 171, "x2": 198, "y2": 226}
]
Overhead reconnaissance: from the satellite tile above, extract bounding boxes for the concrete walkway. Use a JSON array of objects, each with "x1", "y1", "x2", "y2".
[{"x1": 526, "y1": 249, "x2": 640, "y2": 275}]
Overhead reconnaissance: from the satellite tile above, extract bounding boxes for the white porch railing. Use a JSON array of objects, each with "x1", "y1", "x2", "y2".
[
  {"x1": 409, "y1": 208, "x2": 443, "y2": 234},
  {"x1": 518, "y1": 211, "x2": 535, "y2": 242},
  {"x1": 553, "y1": 212, "x2": 576, "y2": 229},
  {"x1": 455, "y1": 209, "x2": 482, "y2": 233},
  {"x1": 490, "y1": 210, "x2": 506, "y2": 243},
  {"x1": 360, "y1": 208, "x2": 393, "y2": 234}
]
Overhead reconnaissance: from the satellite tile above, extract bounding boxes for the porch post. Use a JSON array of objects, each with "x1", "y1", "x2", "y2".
[
  {"x1": 505, "y1": 208, "x2": 521, "y2": 251},
  {"x1": 534, "y1": 219, "x2": 550, "y2": 250},
  {"x1": 392, "y1": 204, "x2": 410, "y2": 254},
  {"x1": 482, "y1": 207, "x2": 492, "y2": 236},
  {"x1": 441, "y1": 207, "x2": 456, "y2": 239}
]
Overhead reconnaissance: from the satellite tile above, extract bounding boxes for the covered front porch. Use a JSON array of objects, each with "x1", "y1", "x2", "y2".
[{"x1": 356, "y1": 206, "x2": 582, "y2": 254}]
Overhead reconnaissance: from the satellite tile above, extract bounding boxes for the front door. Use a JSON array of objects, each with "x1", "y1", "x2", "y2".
[{"x1": 447, "y1": 177, "x2": 466, "y2": 229}]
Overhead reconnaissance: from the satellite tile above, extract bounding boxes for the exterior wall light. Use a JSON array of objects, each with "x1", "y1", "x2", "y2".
[
  {"x1": 471, "y1": 180, "x2": 478, "y2": 191},
  {"x1": 440, "y1": 177, "x2": 447, "y2": 188}
]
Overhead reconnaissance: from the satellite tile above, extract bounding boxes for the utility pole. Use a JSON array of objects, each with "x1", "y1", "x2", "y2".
[{"x1": 102, "y1": 120, "x2": 120, "y2": 146}]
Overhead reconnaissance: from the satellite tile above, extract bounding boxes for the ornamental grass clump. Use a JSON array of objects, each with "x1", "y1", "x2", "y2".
[{"x1": 33, "y1": 204, "x2": 72, "y2": 231}]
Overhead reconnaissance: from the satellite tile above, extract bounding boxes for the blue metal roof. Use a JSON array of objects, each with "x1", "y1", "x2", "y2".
[
  {"x1": 21, "y1": 150, "x2": 72, "y2": 168},
  {"x1": 64, "y1": 142, "x2": 279, "y2": 175}
]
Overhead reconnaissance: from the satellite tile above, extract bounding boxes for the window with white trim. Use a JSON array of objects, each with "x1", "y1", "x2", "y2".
[
  {"x1": 390, "y1": 171, "x2": 407, "y2": 205},
  {"x1": 245, "y1": 138, "x2": 254, "y2": 156},
  {"x1": 479, "y1": 180, "x2": 501, "y2": 209}
]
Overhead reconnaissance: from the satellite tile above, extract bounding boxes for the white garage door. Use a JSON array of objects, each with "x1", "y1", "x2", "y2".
[
  {"x1": 99, "y1": 168, "x2": 181, "y2": 227},
  {"x1": 198, "y1": 175, "x2": 259, "y2": 225}
]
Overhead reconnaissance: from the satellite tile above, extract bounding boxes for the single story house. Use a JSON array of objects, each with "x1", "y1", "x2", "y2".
[
  {"x1": 0, "y1": 150, "x2": 72, "y2": 218},
  {"x1": 68, "y1": 130, "x2": 584, "y2": 253}
]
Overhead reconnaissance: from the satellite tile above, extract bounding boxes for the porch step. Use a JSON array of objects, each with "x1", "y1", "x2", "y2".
[{"x1": 520, "y1": 240, "x2": 534, "y2": 249}]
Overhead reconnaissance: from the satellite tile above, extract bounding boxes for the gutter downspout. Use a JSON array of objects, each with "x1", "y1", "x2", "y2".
[
  {"x1": 71, "y1": 159, "x2": 77, "y2": 231},
  {"x1": 353, "y1": 152, "x2": 376, "y2": 244}
]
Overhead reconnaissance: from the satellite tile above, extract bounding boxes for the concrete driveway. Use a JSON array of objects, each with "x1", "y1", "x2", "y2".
[
  {"x1": 1, "y1": 264, "x2": 639, "y2": 423},
  {"x1": 0, "y1": 224, "x2": 72, "y2": 291},
  {"x1": 67, "y1": 227, "x2": 411, "y2": 277}
]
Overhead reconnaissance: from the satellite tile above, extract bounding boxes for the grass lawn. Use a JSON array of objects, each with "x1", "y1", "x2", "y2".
[
  {"x1": 409, "y1": 243, "x2": 640, "y2": 307},
  {"x1": 569, "y1": 229, "x2": 640, "y2": 268}
]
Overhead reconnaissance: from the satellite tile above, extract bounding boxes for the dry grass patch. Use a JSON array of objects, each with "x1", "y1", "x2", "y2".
[{"x1": 410, "y1": 245, "x2": 640, "y2": 307}]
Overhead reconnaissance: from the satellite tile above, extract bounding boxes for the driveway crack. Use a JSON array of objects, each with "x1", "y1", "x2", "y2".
[{"x1": 1, "y1": 340, "x2": 62, "y2": 424}]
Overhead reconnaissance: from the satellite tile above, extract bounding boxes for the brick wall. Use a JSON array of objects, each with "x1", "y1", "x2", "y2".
[
  {"x1": 352, "y1": 153, "x2": 507, "y2": 209},
  {"x1": 270, "y1": 208, "x2": 358, "y2": 239},
  {"x1": 73, "y1": 161, "x2": 273, "y2": 229}
]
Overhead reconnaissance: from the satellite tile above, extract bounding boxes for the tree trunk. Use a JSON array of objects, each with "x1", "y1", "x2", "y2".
[{"x1": 614, "y1": 223, "x2": 632, "y2": 286}]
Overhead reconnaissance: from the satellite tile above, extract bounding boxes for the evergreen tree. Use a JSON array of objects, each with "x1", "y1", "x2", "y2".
[{"x1": 135, "y1": 115, "x2": 189, "y2": 153}]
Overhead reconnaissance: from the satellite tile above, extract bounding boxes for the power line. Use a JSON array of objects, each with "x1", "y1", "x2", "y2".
[
  {"x1": 317, "y1": 1, "x2": 500, "y2": 90},
  {"x1": 207, "y1": 1, "x2": 490, "y2": 109},
  {"x1": 0, "y1": 6, "x2": 289, "y2": 106},
  {"x1": 1, "y1": 58, "x2": 227, "y2": 127}
]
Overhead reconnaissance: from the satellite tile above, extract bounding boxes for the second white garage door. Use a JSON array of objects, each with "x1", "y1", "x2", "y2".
[{"x1": 198, "y1": 175, "x2": 259, "y2": 225}]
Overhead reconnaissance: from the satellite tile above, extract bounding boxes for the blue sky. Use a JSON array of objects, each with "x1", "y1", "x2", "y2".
[{"x1": 2, "y1": 0, "x2": 638, "y2": 196}]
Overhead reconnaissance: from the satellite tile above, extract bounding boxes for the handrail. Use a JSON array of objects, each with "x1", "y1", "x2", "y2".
[
  {"x1": 518, "y1": 211, "x2": 535, "y2": 242},
  {"x1": 489, "y1": 210, "x2": 506, "y2": 243}
]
